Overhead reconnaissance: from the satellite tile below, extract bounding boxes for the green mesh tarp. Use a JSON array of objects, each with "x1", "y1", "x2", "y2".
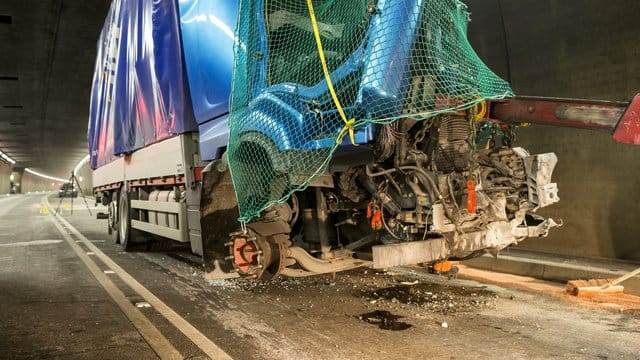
[{"x1": 228, "y1": 0, "x2": 513, "y2": 222}]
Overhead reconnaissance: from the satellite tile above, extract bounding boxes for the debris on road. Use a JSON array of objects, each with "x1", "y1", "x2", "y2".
[{"x1": 362, "y1": 282, "x2": 496, "y2": 314}]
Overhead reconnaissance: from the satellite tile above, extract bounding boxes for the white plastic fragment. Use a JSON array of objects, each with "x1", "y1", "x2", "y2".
[
  {"x1": 400, "y1": 280, "x2": 419, "y2": 285},
  {"x1": 103, "y1": 270, "x2": 115, "y2": 274},
  {"x1": 441, "y1": 322, "x2": 448, "y2": 328},
  {"x1": 135, "y1": 302, "x2": 151, "y2": 308}
]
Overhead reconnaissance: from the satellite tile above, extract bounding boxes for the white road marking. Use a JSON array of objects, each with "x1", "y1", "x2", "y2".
[
  {"x1": 0, "y1": 256, "x2": 13, "y2": 262},
  {"x1": 0, "y1": 240, "x2": 63, "y2": 247},
  {"x1": 0, "y1": 233, "x2": 16, "y2": 236},
  {"x1": 45, "y1": 199, "x2": 182, "y2": 360},
  {"x1": 45, "y1": 196, "x2": 233, "y2": 360}
]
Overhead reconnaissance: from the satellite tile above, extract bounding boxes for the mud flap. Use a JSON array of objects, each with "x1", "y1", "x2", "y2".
[{"x1": 200, "y1": 159, "x2": 240, "y2": 278}]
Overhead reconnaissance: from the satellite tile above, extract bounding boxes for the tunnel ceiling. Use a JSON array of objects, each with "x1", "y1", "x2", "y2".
[
  {"x1": 0, "y1": 0, "x2": 638, "y2": 180},
  {"x1": 0, "y1": 1, "x2": 109, "y2": 178}
]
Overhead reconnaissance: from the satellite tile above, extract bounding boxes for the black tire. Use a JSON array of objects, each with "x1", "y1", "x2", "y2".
[
  {"x1": 108, "y1": 190, "x2": 120, "y2": 243},
  {"x1": 118, "y1": 188, "x2": 149, "y2": 251}
]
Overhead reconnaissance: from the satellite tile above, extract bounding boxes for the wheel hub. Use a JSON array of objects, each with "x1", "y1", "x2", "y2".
[
  {"x1": 227, "y1": 229, "x2": 289, "y2": 279},
  {"x1": 231, "y1": 236, "x2": 263, "y2": 276}
]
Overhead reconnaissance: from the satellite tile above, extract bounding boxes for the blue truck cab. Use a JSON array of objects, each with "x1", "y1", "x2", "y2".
[{"x1": 179, "y1": 0, "x2": 425, "y2": 163}]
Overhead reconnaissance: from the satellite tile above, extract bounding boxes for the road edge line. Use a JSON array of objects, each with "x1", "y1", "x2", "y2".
[
  {"x1": 46, "y1": 196, "x2": 233, "y2": 360},
  {"x1": 45, "y1": 197, "x2": 182, "y2": 359}
]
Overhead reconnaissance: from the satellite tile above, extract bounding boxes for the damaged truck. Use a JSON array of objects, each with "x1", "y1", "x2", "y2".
[{"x1": 89, "y1": 0, "x2": 639, "y2": 279}]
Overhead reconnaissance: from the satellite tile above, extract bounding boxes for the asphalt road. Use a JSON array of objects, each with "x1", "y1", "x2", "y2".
[{"x1": 1, "y1": 193, "x2": 639, "y2": 359}]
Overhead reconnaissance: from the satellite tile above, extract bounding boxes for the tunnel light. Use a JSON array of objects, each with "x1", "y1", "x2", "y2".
[
  {"x1": 24, "y1": 168, "x2": 67, "y2": 183},
  {"x1": 0, "y1": 149, "x2": 16, "y2": 165},
  {"x1": 73, "y1": 154, "x2": 90, "y2": 176},
  {"x1": 0, "y1": 149, "x2": 87, "y2": 183}
]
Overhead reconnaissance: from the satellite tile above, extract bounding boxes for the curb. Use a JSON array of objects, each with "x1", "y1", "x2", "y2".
[{"x1": 464, "y1": 249, "x2": 640, "y2": 296}]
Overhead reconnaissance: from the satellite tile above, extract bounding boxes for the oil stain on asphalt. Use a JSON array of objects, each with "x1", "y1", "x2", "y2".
[{"x1": 358, "y1": 310, "x2": 413, "y2": 331}]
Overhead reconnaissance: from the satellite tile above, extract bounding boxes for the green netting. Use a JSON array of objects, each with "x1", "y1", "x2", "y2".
[{"x1": 228, "y1": 0, "x2": 514, "y2": 222}]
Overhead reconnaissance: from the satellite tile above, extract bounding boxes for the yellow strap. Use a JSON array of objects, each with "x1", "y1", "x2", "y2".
[
  {"x1": 474, "y1": 100, "x2": 487, "y2": 121},
  {"x1": 306, "y1": 0, "x2": 357, "y2": 145}
]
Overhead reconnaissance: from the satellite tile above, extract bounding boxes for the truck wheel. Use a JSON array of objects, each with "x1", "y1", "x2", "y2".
[
  {"x1": 118, "y1": 189, "x2": 133, "y2": 250},
  {"x1": 118, "y1": 188, "x2": 148, "y2": 251},
  {"x1": 108, "y1": 191, "x2": 119, "y2": 243}
]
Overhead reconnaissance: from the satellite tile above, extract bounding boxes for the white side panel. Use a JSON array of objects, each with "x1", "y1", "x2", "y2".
[
  {"x1": 131, "y1": 200, "x2": 183, "y2": 213},
  {"x1": 130, "y1": 200, "x2": 188, "y2": 242},
  {"x1": 125, "y1": 135, "x2": 186, "y2": 180},
  {"x1": 93, "y1": 135, "x2": 188, "y2": 187},
  {"x1": 93, "y1": 157, "x2": 125, "y2": 187},
  {"x1": 132, "y1": 220, "x2": 187, "y2": 242}
]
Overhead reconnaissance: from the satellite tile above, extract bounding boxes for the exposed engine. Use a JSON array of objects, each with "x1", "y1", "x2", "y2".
[
  {"x1": 330, "y1": 112, "x2": 559, "y2": 265},
  {"x1": 223, "y1": 108, "x2": 560, "y2": 278}
]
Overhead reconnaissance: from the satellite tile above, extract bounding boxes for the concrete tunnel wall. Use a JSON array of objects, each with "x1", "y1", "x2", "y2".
[
  {"x1": 20, "y1": 174, "x2": 51, "y2": 193},
  {"x1": 0, "y1": 161, "x2": 93, "y2": 195},
  {"x1": 0, "y1": 162, "x2": 10, "y2": 194},
  {"x1": 75, "y1": 165, "x2": 94, "y2": 197},
  {"x1": 0, "y1": 162, "x2": 57, "y2": 194},
  {"x1": 466, "y1": 0, "x2": 640, "y2": 261}
]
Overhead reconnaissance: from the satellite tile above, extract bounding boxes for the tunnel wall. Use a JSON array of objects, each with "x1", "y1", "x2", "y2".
[
  {"x1": 466, "y1": 0, "x2": 640, "y2": 261},
  {"x1": 21, "y1": 174, "x2": 57, "y2": 193},
  {"x1": 0, "y1": 162, "x2": 10, "y2": 194},
  {"x1": 76, "y1": 165, "x2": 94, "y2": 197},
  {"x1": 0, "y1": 164, "x2": 54, "y2": 194},
  {"x1": 0, "y1": 162, "x2": 93, "y2": 196}
]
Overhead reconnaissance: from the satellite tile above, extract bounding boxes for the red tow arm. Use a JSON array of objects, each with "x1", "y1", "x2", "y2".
[{"x1": 489, "y1": 94, "x2": 640, "y2": 145}]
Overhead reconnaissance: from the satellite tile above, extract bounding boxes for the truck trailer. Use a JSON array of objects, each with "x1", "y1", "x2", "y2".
[{"x1": 89, "y1": 0, "x2": 639, "y2": 279}]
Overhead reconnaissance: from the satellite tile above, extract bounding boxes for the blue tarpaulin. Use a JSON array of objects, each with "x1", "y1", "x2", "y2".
[{"x1": 88, "y1": 0, "x2": 196, "y2": 169}]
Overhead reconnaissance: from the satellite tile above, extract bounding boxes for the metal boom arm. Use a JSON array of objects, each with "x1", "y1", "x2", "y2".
[{"x1": 490, "y1": 94, "x2": 640, "y2": 145}]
